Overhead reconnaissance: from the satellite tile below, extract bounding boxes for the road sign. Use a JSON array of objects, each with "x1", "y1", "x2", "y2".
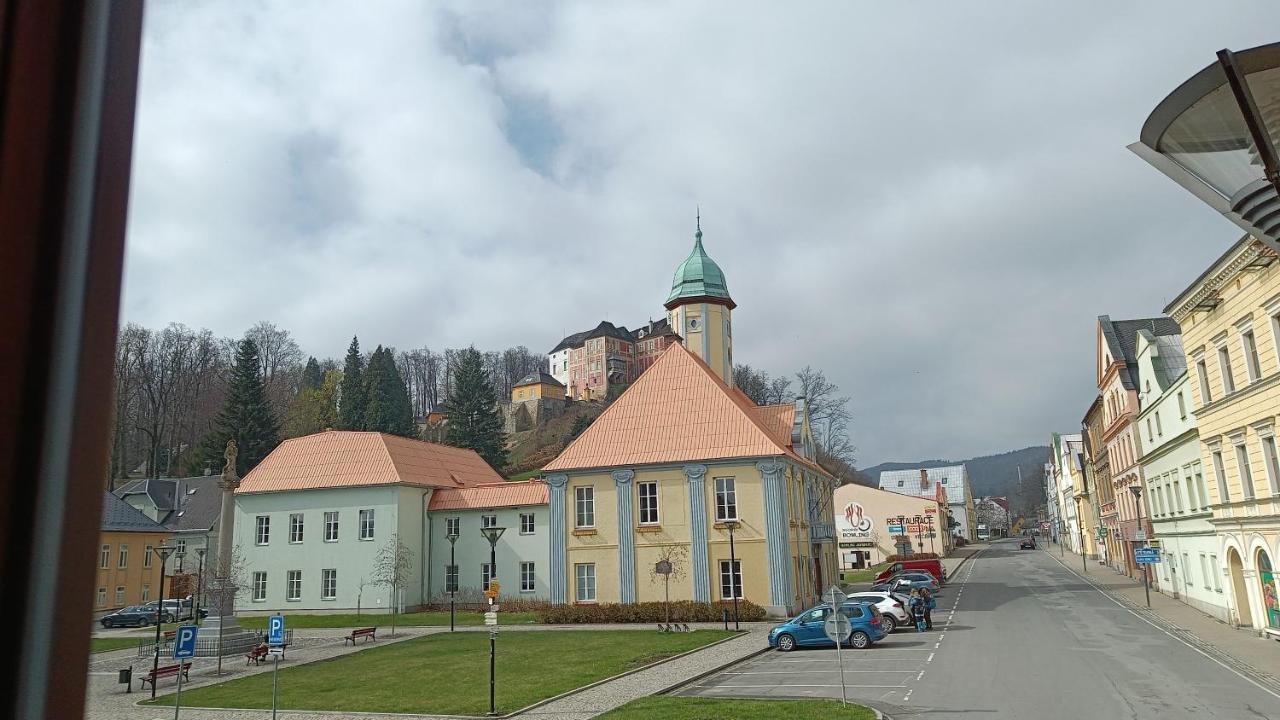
[
  {"x1": 1134, "y1": 529, "x2": 1148, "y2": 541},
  {"x1": 1135, "y1": 547, "x2": 1160, "y2": 564},
  {"x1": 173, "y1": 624, "x2": 199, "y2": 659},
  {"x1": 887, "y1": 525, "x2": 904, "y2": 534},
  {"x1": 268, "y1": 615, "x2": 285, "y2": 646},
  {"x1": 484, "y1": 611, "x2": 498, "y2": 627},
  {"x1": 823, "y1": 612, "x2": 852, "y2": 644},
  {"x1": 824, "y1": 585, "x2": 847, "y2": 608},
  {"x1": 1040, "y1": 522, "x2": 1050, "y2": 531}
]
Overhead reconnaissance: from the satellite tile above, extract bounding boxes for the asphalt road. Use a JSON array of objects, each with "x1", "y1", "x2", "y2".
[{"x1": 681, "y1": 539, "x2": 1280, "y2": 719}]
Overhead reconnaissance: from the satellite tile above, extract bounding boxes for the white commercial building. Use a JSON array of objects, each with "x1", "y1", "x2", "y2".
[
  {"x1": 1134, "y1": 331, "x2": 1229, "y2": 622},
  {"x1": 879, "y1": 465, "x2": 978, "y2": 543},
  {"x1": 1050, "y1": 434, "x2": 1084, "y2": 553},
  {"x1": 234, "y1": 430, "x2": 512, "y2": 614}
]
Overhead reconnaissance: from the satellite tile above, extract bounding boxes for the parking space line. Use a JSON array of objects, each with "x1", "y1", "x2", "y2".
[
  {"x1": 916, "y1": 670, "x2": 925, "y2": 681},
  {"x1": 926, "y1": 652, "x2": 934, "y2": 662},
  {"x1": 692, "y1": 684, "x2": 909, "y2": 689},
  {"x1": 723, "y1": 670, "x2": 921, "y2": 675}
]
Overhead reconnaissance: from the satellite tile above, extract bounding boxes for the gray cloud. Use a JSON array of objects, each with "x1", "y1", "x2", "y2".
[{"x1": 122, "y1": 0, "x2": 1280, "y2": 466}]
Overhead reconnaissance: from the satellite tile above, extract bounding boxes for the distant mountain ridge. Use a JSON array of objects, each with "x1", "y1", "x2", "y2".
[{"x1": 861, "y1": 446, "x2": 1050, "y2": 514}]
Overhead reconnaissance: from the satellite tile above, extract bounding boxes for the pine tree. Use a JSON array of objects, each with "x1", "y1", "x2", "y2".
[
  {"x1": 363, "y1": 347, "x2": 416, "y2": 437},
  {"x1": 300, "y1": 356, "x2": 324, "y2": 392},
  {"x1": 443, "y1": 347, "x2": 507, "y2": 470},
  {"x1": 339, "y1": 336, "x2": 366, "y2": 430},
  {"x1": 199, "y1": 338, "x2": 280, "y2": 476}
]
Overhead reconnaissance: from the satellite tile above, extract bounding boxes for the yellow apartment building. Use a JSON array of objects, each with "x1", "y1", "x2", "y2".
[
  {"x1": 543, "y1": 224, "x2": 837, "y2": 616},
  {"x1": 95, "y1": 492, "x2": 169, "y2": 614},
  {"x1": 1166, "y1": 235, "x2": 1280, "y2": 636},
  {"x1": 511, "y1": 371, "x2": 566, "y2": 402}
]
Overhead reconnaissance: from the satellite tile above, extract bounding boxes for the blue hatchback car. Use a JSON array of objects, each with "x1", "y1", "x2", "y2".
[{"x1": 768, "y1": 602, "x2": 887, "y2": 651}]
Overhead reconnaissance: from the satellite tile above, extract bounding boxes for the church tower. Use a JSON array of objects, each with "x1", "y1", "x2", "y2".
[{"x1": 665, "y1": 215, "x2": 736, "y2": 386}]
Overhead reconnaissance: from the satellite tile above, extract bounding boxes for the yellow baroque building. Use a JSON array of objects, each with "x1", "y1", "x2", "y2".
[
  {"x1": 542, "y1": 224, "x2": 837, "y2": 616},
  {"x1": 1166, "y1": 235, "x2": 1280, "y2": 635}
]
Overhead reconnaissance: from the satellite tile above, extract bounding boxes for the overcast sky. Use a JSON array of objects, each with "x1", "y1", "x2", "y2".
[{"x1": 122, "y1": 1, "x2": 1280, "y2": 467}]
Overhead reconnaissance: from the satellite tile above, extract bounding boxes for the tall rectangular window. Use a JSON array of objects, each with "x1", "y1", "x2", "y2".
[
  {"x1": 719, "y1": 560, "x2": 743, "y2": 599},
  {"x1": 1210, "y1": 554, "x2": 1223, "y2": 591},
  {"x1": 117, "y1": 544, "x2": 128, "y2": 569},
  {"x1": 482, "y1": 563, "x2": 495, "y2": 589},
  {"x1": 638, "y1": 481, "x2": 660, "y2": 525},
  {"x1": 256, "y1": 515, "x2": 270, "y2": 545},
  {"x1": 446, "y1": 517, "x2": 460, "y2": 537},
  {"x1": 1150, "y1": 482, "x2": 1163, "y2": 516},
  {"x1": 575, "y1": 563, "x2": 596, "y2": 602},
  {"x1": 289, "y1": 513, "x2": 304, "y2": 543},
  {"x1": 520, "y1": 513, "x2": 535, "y2": 534},
  {"x1": 575, "y1": 486, "x2": 595, "y2": 528},
  {"x1": 1184, "y1": 468, "x2": 1197, "y2": 511},
  {"x1": 144, "y1": 545, "x2": 153, "y2": 567},
  {"x1": 714, "y1": 477, "x2": 738, "y2": 521},
  {"x1": 1178, "y1": 392, "x2": 1187, "y2": 419},
  {"x1": 96, "y1": 587, "x2": 106, "y2": 607},
  {"x1": 1218, "y1": 345, "x2": 1235, "y2": 394},
  {"x1": 324, "y1": 511, "x2": 339, "y2": 541},
  {"x1": 1200, "y1": 554, "x2": 1211, "y2": 589},
  {"x1": 1243, "y1": 329, "x2": 1262, "y2": 382},
  {"x1": 1172, "y1": 478, "x2": 1183, "y2": 512},
  {"x1": 286, "y1": 570, "x2": 302, "y2": 601},
  {"x1": 445, "y1": 565, "x2": 459, "y2": 593},
  {"x1": 359, "y1": 509, "x2": 375, "y2": 540},
  {"x1": 1162, "y1": 482, "x2": 1174, "y2": 517},
  {"x1": 99, "y1": 544, "x2": 110, "y2": 569},
  {"x1": 1195, "y1": 463, "x2": 1209, "y2": 508},
  {"x1": 1182, "y1": 553, "x2": 1193, "y2": 587},
  {"x1": 141, "y1": 585, "x2": 151, "y2": 602},
  {"x1": 115, "y1": 587, "x2": 125, "y2": 606},
  {"x1": 1197, "y1": 359, "x2": 1212, "y2": 404},
  {"x1": 1235, "y1": 442, "x2": 1256, "y2": 500},
  {"x1": 481, "y1": 514, "x2": 497, "y2": 529},
  {"x1": 1146, "y1": 418, "x2": 1154, "y2": 443},
  {"x1": 175, "y1": 539, "x2": 186, "y2": 555},
  {"x1": 321, "y1": 569, "x2": 337, "y2": 600},
  {"x1": 252, "y1": 571, "x2": 267, "y2": 601},
  {"x1": 521, "y1": 562, "x2": 536, "y2": 592},
  {"x1": 1155, "y1": 412, "x2": 1163, "y2": 437},
  {"x1": 1213, "y1": 451, "x2": 1229, "y2": 503},
  {"x1": 1262, "y1": 435, "x2": 1280, "y2": 495}
]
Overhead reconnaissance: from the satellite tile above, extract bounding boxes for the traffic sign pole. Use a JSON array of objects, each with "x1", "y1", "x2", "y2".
[
  {"x1": 823, "y1": 586, "x2": 848, "y2": 706},
  {"x1": 268, "y1": 615, "x2": 285, "y2": 720},
  {"x1": 172, "y1": 625, "x2": 199, "y2": 720}
]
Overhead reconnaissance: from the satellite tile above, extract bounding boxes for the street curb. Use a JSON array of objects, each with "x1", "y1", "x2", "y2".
[
  {"x1": 657, "y1": 644, "x2": 774, "y2": 696},
  {"x1": 1044, "y1": 549, "x2": 1280, "y2": 698}
]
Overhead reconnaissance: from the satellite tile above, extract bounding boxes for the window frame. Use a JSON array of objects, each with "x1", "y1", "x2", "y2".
[
  {"x1": 117, "y1": 544, "x2": 127, "y2": 569},
  {"x1": 255, "y1": 515, "x2": 270, "y2": 545},
  {"x1": 638, "y1": 481, "x2": 660, "y2": 525},
  {"x1": 574, "y1": 486, "x2": 595, "y2": 529},
  {"x1": 289, "y1": 512, "x2": 304, "y2": 544},
  {"x1": 719, "y1": 559, "x2": 743, "y2": 600},
  {"x1": 1217, "y1": 343, "x2": 1235, "y2": 395},
  {"x1": 114, "y1": 587, "x2": 125, "y2": 607},
  {"x1": 520, "y1": 561, "x2": 536, "y2": 592},
  {"x1": 482, "y1": 562, "x2": 495, "y2": 589},
  {"x1": 481, "y1": 514, "x2": 498, "y2": 529},
  {"x1": 324, "y1": 511, "x2": 339, "y2": 542},
  {"x1": 252, "y1": 572, "x2": 268, "y2": 602},
  {"x1": 321, "y1": 569, "x2": 337, "y2": 600},
  {"x1": 286, "y1": 570, "x2": 302, "y2": 602},
  {"x1": 96, "y1": 588, "x2": 106, "y2": 608},
  {"x1": 1196, "y1": 356, "x2": 1212, "y2": 405},
  {"x1": 446, "y1": 517, "x2": 460, "y2": 537},
  {"x1": 714, "y1": 477, "x2": 738, "y2": 522},
  {"x1": 445, "y1": 564, "x2": 459, "y2": 593},
  {"x1": 1241, "y1": 325, "x2": 1262, "y2": 383},
  {"x1": 1260, "y1": 431, "x2": 1280, "y2": 496},
  {"x1": 1212, "y1": 449, "x2": 1229, "y2": 504},
  {"x1": 144, "y1": 545, "x2": 153, "y2": 568},
  {"x1": 520, "y1": 513, "x2": 535, "y2": 535},
  {"x1": 359, "y1": 508, "x2": 375, "y2": 540},
  {"x1": 575, "y1": 562, "x2": 597, "y2": 602},
  {"x1": 1234, "y1": 439, "x2": 1255, "y2": 500},
  {"x1": 99, "y1": 544, "x2": 110, "y2": 569}
]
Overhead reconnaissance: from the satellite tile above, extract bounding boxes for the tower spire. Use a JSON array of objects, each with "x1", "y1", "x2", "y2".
[{"x1": 695, "y1": 206, "x2": 702, "y2": 240}]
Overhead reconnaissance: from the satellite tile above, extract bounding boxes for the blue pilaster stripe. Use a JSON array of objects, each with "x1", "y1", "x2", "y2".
[
  {"x1": 684, "y1": 464, "x2": 710, "y2": 602},
  {"x1": 547, "y1": 474, "x2": 569, "y2": 604},
  {"x1": 759, "y1": 460, "x2": 792, "y2": 610},
  {"x1": 613, "y1": 469, "x2": 636, "y2": 603}
]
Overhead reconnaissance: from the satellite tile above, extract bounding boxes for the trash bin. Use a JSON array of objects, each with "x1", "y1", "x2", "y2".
[{"x1": 118, "y1": 666, "x2": 132, "y2": 693}]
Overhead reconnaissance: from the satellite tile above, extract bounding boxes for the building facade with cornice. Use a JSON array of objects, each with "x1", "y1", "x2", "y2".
[
  {"x1": 1082, "y1": 395, "x2": 1111, "y2": 564},
  {"x1": 542, "y1": 224, "x2": 837, "y2": 617},
  {"x1": 1166, "y1": 235, "x2": 1280, "y2": 636}
]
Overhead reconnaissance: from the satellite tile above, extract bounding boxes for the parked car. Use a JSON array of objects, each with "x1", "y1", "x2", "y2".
[
  {"x1": 138, "y1": 600, "x2": 182, "y2": 623},
  {"x1": 872, "y1": 572, "x2": 941, "y2": 595},
  {"x1": 873, "y1": 558, "x2": 947, "y2": 586},
  {"x1": 844, "y1": 591, "x2": 910, "y2": 633},
  {"x1": 1020, "y1": 537, "x2": 1036, "y2": 549},
  {"x1": 100, "y1": 606, "x2": 158, "y2": 628},
  {"x1": 769, "y1": 602, "x2": 887, "y2": 651}
]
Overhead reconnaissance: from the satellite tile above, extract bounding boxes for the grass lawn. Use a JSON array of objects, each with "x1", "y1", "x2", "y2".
[
  {"x1": 90, "y1": 637, "x2": 139, "y2": 653},
  {"x1": 236, "y1": 610, "x2": 540, "y2": 629},
  {"x1": 841, "y1": 563, "x2": 889, "y2": 584},
  {"x1": 596, "y1": 697, "x2": 877, "y2": 720},
  {"x1": 148, "y1": 630, "x2": 735, "y2": 715}
]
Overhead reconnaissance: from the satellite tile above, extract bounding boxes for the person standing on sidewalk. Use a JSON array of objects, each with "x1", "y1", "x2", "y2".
[{"x1": 921, "y1": 588, "x2": 936, "y2": 629}]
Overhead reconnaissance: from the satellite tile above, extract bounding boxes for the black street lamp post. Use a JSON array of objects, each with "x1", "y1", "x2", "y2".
[
  {"x1": 150, "y1": 545, "x2": 176, "y2": 699},
  {"x1": 447, "y1": 529, "x2": 460, "y2": 632},
  {"x1": 195, "y1": 548, "x2": 206, "y2": 623},
  {"x1": 724, "y1": 520, "x2": 740, "y2": 630},
  {"x1": 480, "y1": 526, "x2": 506, "y2": 717}
]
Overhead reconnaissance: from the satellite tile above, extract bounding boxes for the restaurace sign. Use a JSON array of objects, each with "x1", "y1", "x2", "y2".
[{"x1": 838, "y1": 501, "x2": 874, "y2": 540}]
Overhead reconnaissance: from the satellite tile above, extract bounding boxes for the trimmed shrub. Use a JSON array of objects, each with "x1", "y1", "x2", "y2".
[
  {"x1": 884, "y1": 552, "x2": 939, "y2": 562},
  {"x1": 535, "y1": 600, "x2": 766, "y2": 624}
]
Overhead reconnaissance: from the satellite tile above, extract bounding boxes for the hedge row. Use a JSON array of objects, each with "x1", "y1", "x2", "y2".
[
  {"x1": 535, "y1": 600, "x2": 766, "y2": 624},
  {"x1": 884, "y1": 552, "x2": 940, "y2": 562}
]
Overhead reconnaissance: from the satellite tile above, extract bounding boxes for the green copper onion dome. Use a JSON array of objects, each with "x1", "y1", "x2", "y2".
[{"x1": 665, "y1": 218, "x2": 735, "y2": 309}]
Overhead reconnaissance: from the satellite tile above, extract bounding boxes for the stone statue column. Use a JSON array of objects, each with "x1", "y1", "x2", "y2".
[{"x1": 203, "y1": 440, "x2": 256, "y2": 662}]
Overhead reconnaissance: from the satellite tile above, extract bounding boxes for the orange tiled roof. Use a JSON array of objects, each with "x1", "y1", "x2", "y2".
[
  {"x1": 544, "y1": 343, "x2": 815, "y2": 472},
  {"x1": 428, "y1": 481, "x2": 549, "y2": 511},
  {"x1": 238, "y1": 430, "x2": 504, "y2": 494},
  {"x1": 751, "y1": 404, "x2": 796, "y2": 447}
]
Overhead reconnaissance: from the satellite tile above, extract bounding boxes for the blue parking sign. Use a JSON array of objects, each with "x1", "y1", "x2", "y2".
[
  {"x1": 268, "y1": 615, "x2": 286, "y2": 646},
  {"x1": 174, "y1": 624, "x2": 199, "y2": 659},
  {"x1": 1135, "y1": 547, "x2": 1161, "y2": 565}
]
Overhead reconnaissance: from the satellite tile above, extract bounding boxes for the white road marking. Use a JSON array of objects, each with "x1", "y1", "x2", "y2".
[
  {"x1": 723, "y1": 670, "x2": 919, "y2": 675},
  {"x1": 695, "y1": 683, "x2": 909, "y2": 689},
  {"x1": 927, "y1": 652, "x2": 934, "y2": 662}
]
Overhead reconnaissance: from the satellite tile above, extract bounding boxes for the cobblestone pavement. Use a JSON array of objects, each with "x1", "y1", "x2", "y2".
[{"x1": 84, "y1": 623, "x2": 768, "y2": 720}]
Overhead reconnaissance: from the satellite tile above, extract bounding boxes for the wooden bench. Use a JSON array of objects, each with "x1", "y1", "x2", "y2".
[
  {"x1": 246, "y1": 644, "x2": 269, "y2": 665},
  {"x1": 139, "y1": 662, "x2": 190, "y2": 690},
  {"x1": 344, "y1": 627, "x2": 376, "y2": 645}
]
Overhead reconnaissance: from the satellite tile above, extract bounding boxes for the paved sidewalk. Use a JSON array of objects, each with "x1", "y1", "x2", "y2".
[
  {"x1": 941, "y1": 542, "x2": 986, "y2": 579},
  {"x1": 1046, "y1": 544, "x2": 1280, "y2": 694}
]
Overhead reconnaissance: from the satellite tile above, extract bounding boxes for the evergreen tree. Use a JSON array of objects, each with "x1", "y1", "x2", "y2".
[
  {"x1": 443, "y1": 347, "x2": 507, "y2": 470},
  {"x1": 339, "y1": 336, "x2": 366, "y2": 430},
  {"x1": 300, "y1": 356, "x2": 324, "y2": 392},
  {"x1": 363, "y1": 346, "x2": 416, "y2": 437},
  {"x1": 198, "y1": 338, "x2": 280, "y2": 476},
  {"x1": 283, "y1": 369, "x2": 341, "y2": 438}
]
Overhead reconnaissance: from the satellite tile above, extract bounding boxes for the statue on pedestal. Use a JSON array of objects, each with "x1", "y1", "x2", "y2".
[{"x1": 203, "y1": 439, "x2": 258, "y2": 665}]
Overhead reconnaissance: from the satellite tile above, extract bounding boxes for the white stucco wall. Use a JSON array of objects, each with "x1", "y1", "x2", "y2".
[
  {"x1": 426, "y1": 504, "x2": 550, "y2": 601},
  {"x1": 234, "y1": 486, "x2": 428, "y2": 614}
]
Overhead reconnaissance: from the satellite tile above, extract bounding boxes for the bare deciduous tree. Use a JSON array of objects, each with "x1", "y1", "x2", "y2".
[
  {"x1": 372, "y1": 533, "x2": 414, "y2": 636},
  {"x1": 649, "y1": 543, "x2": 689, "y2": 625}
]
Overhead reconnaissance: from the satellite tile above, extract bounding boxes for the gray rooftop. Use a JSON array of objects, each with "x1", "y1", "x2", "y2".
[
  {"x1": 116, "y1": 475, "x2": 223, "y2": 533},
  {"x1": 101, "y1": 491, "x2": 166, "y2": 533}
]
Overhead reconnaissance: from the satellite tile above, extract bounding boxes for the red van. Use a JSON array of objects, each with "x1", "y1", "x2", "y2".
[{"x1": 873, "y1": 559, "x2": 946, "y2": 586}]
